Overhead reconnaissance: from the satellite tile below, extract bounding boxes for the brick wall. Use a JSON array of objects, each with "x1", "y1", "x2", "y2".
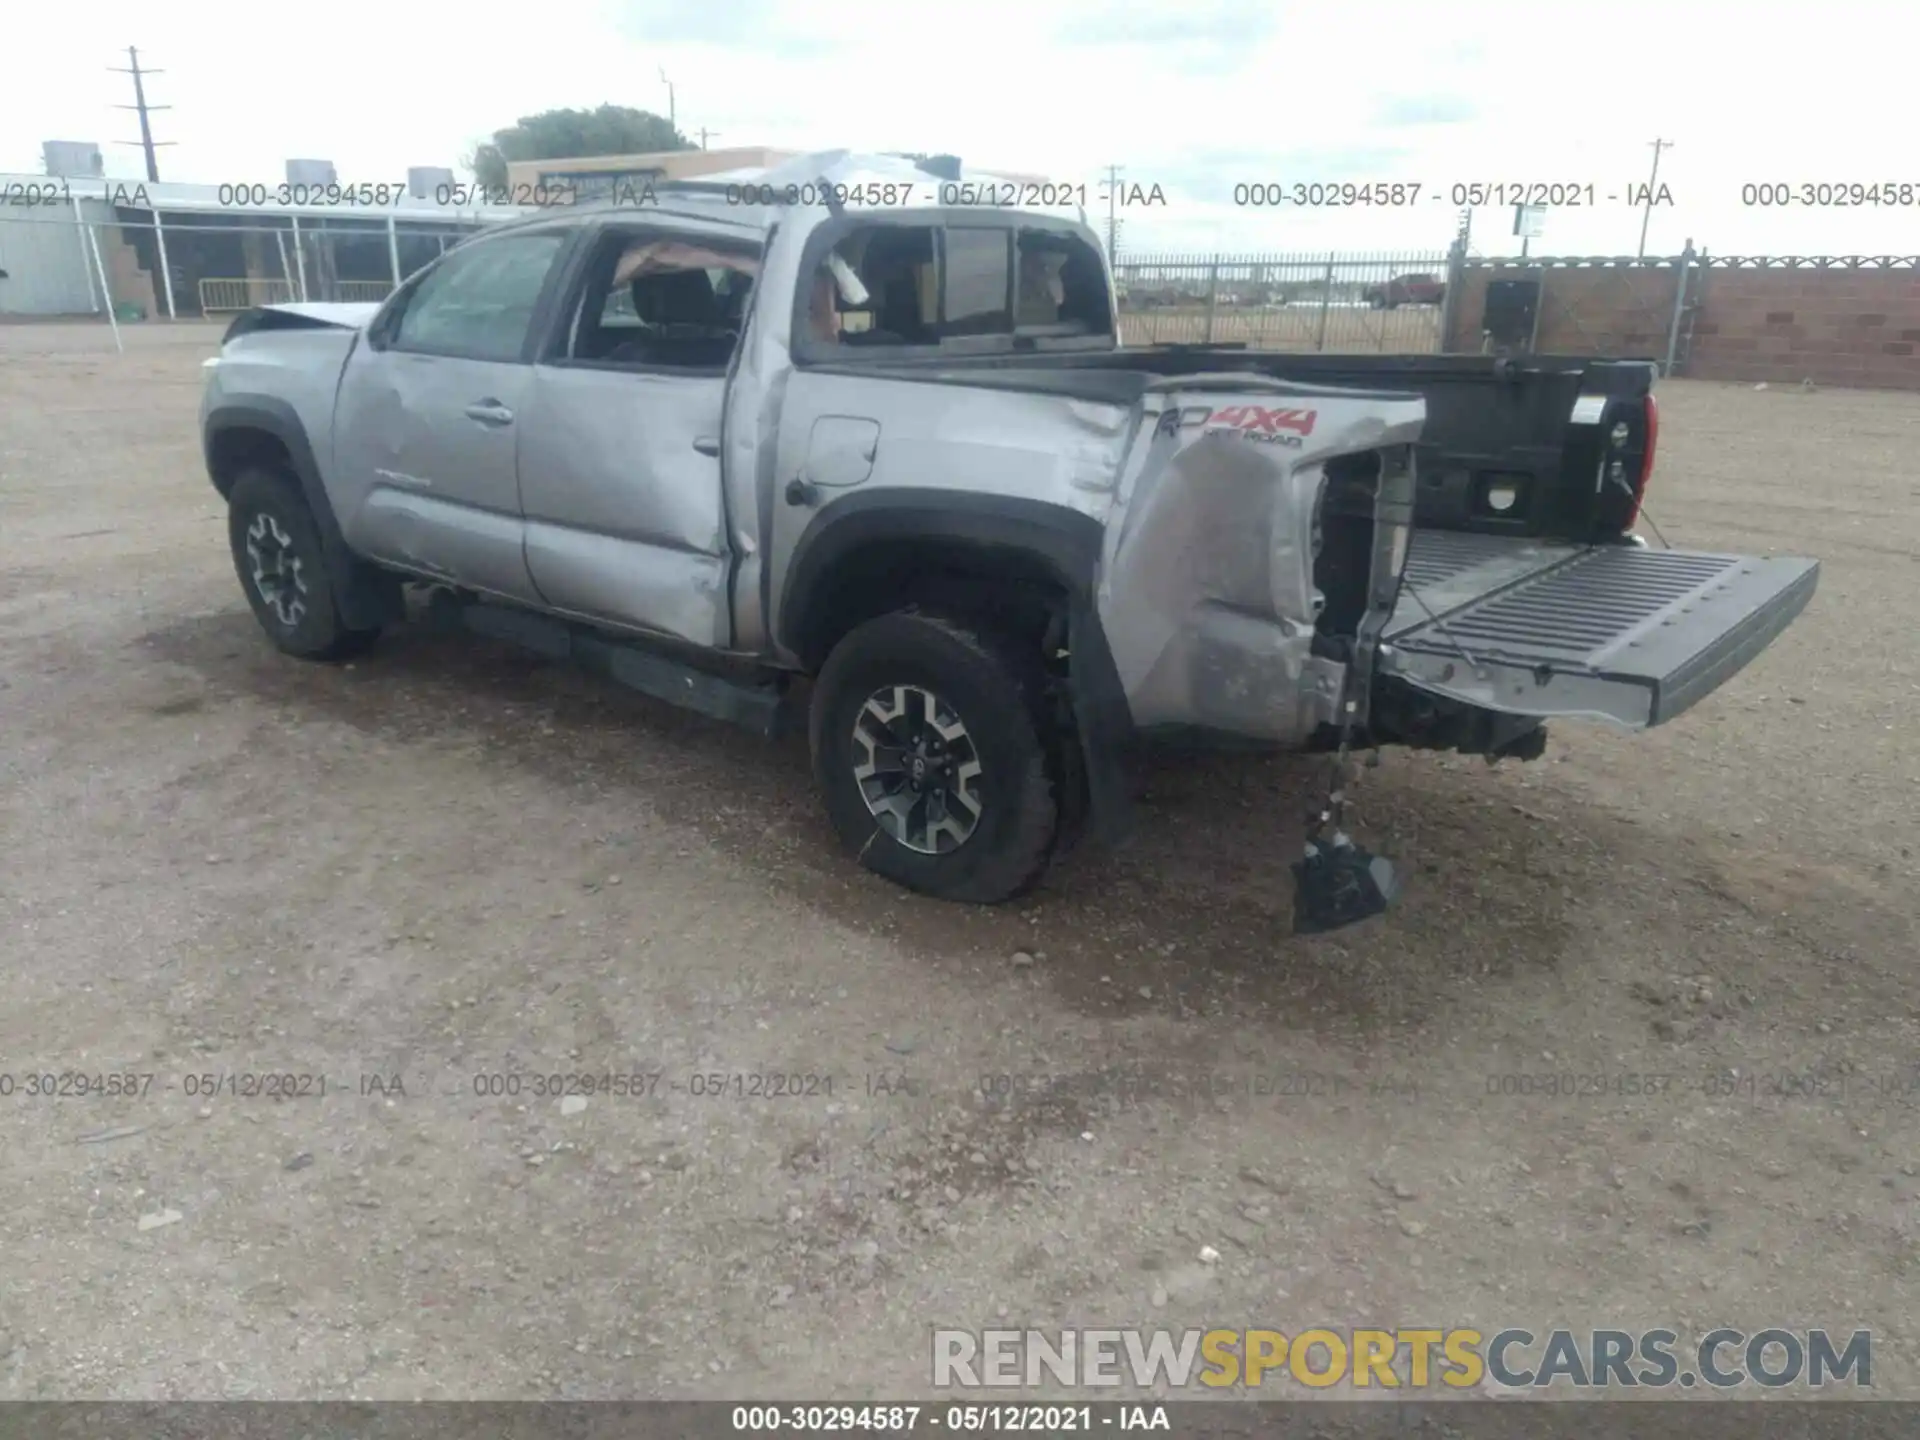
[
  {"x1": 100, "y1": 230, "x2": 158, "y2": 316},
  {"x1": 1445, "y1": 258, "x2": 1920, "y2": 391},
  {"x1": 1683, "y1": 269, "x2": 1920, "y2": 390}
]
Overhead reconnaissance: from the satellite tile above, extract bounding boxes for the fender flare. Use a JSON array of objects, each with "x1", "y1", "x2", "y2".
[
  {"x1": 777, "y1": 489, "x2": 1104, "y2": 659},
  {"x1": 778, "y1": 489, "x2": 1136, "y2": 843},
  {"x1": 203, "y1": 395, "x2": 402, "y2": 630}
]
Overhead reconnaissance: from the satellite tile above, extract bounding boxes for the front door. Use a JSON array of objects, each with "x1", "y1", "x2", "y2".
[{"x1": 332, "y1": 228, "x2": 570, "y2": 603}]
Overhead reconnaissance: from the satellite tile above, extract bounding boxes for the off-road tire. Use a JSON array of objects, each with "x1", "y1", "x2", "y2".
[
  {"x1": 810, "y1": 609, "x2": 1060, "y2": 903},
  {"x1": 227, "y1": 467, "x2": 381, "y2": 661}
]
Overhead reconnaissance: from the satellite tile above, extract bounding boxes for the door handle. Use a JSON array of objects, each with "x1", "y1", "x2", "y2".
[
  {"x1": 692, "y1": 435, "x2": 721, "y2": 457},
  {"x1": 463, "y1": 400, "x2": 514, "y2": 426}
]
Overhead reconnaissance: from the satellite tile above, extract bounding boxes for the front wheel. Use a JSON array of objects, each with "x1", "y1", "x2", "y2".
[
  {"x1": 227, "y1": 467, "x2": 381, "y2": 660},
  {"x1": 809, "y1": 611, "x2": 1060, "y2": 904}
]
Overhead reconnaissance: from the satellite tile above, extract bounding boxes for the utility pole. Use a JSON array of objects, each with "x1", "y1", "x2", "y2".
[
  {"x1": 1103, "y1": 162, "x2": 1125, "y2": 261},
  {"x1": 1638, "y1": 138, "x2": 1673, "y2": 259},
  {"x1": 110, "y1": 46, "x2": 173, "y2": 182},
  {"x1": 658, "y1": 68, "x2": 676, "y2": 132},
  {"x1": 697, "y1": 128, "x2": 720, "y2": 150}
]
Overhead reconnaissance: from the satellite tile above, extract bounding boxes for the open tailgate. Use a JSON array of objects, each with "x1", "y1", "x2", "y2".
[{"x1": 1378, "y1": 530, "x2": 1819, "y2": 729}]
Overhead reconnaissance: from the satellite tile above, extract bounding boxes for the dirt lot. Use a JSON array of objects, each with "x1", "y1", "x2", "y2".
[{"x1": 1, "y1": 321, "x2": 1916, "y2": 1402}]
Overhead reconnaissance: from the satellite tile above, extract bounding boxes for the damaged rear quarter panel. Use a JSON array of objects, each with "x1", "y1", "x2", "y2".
[{"x1": 1097, "y1": 381, "x2": 1424, "y2": 744}]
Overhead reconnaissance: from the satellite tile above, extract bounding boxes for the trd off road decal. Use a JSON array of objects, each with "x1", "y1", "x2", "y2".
[{"x1": 1153, "y1": 404, "x2": 1319, "y2": 448}]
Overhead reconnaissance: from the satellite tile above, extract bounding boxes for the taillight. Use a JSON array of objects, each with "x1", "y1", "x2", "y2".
[{"x1": 1627, "y1": 392, "x2": 1659, "y2": 529}]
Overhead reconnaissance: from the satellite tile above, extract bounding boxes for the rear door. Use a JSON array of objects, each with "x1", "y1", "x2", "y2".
[
  {"x1": 331, "y1": 227, "x2": 572, "y2": 603},
  {"x1": 514, "y1": 222, "x2": 751, "y2": 649},
  {"x1": 1379, "y1": 529, "x2": 1818, "y2": 728}
]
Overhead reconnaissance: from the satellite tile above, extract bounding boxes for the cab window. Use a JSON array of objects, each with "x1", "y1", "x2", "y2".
[
  {"x1": 941, "y1": 228, "x2": 1012, "y2": 336},
  {"x1": 799, "y1": 221, "x2": 1109, "y2": 353},
  {"x1": 390, "y1": 232, "x2": 567, "y2": 362},
  {"x1": 1016, "y1": 229, "x2": 1109, "y2": 336},
  {"x1": 561, "y1": 229, "x2": 759, "y2": 372}
]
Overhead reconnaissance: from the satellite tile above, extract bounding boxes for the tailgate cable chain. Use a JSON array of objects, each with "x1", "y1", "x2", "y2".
[
  {"x1": 1395, "y1": 579, "x2": 1490, "y2": 680},
  {"x1": 1605, "y1": 468, "x2": 1672, "y2": 550},
  {"x1": 1293, "y1": 685, "x2": 1400, "y2": 936},
  {"x1": 1293, "y1": 455, "x2": 1671, "y2": 933},
  {"x1": 1292, "y1": 534, "x2": 1405, "y2": 936},
  {"x1": 1294, "y1": 563, "x2": 1498, "y2": 932}
]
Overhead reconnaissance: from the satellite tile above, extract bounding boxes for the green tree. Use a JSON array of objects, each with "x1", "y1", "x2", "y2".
[{"x1": 467, "y1": 106, "x2": 692, "y2": 188}]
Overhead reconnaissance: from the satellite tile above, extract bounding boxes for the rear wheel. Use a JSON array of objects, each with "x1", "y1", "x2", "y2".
[
  {"x1": 227, "y1": 467, "x2": 381, "y2": 660},
  {"x1": 810, "y1": 610, "x2": 1060, "y2": 903}
]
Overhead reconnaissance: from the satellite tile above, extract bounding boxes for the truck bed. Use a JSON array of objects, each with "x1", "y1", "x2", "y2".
[
  {"x1": 812, "y1": 345, "x2": 1812, "y2": 735},
  {"x1": 809, "y1": 346, "x2": 1657, "y2": 547}
]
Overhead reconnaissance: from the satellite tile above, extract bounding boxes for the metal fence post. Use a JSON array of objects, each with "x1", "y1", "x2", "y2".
[
  {"x1": 1664, "y1": 238, "x2": 1694, "y2": 376},
  {"x1": 152, "y1": 212, "x2": 177, "y2": 319},
  {"x1": 69, "y1": 192, "x2": 101, "y2": 313},
  {"x1": 1527, "y1": 262, "x2": 1545, "y2": 355},
  {"x1": 84, "y1": 224, "x2": 124, "y2": 354},
  {"x1": 1204, "y1": 258, "x2": 1220, "y2": 344},
  {"x1": 290, "y1": 215, "x2": 308, "y2": 302},
  {"x1": 1438, "y1": 237, "x2": 1466, "y2": 353},
  {"x1": 1315, "y1": 252, "x2": 1335, "y2": 351}
]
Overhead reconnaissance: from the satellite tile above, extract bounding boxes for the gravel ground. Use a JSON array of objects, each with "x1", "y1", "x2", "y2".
[{"x1": 1, "y1": 322, "x2": 1915, "y2": 1401}]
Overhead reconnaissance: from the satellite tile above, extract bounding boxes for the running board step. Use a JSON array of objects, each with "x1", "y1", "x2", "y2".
[{"x1": 434, "y1": 596, "x2": 797, "y2": 738}]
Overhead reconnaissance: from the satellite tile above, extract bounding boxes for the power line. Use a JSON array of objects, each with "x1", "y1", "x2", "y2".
[
  {"x1": 1638, "y1": 138, "x2": 1673, "y2": 259},
  {"x1": 109, "y1": 46, "x2": 174, "y2": 182}
]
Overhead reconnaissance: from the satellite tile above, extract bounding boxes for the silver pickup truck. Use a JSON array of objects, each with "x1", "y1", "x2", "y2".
[{"x1": 200, "y1": 151, "x2": 1818, "y2": 931}]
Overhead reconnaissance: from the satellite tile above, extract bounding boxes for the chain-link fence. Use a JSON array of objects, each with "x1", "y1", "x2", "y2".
[
  {"x1": 12, "y1": 201, "x2": 1915, "y2": 387},
  {"x1": 0, "y1": 208, "x2": 486, "y2": 330},
  {"x1": 1111, "y1": 245, "x2": 1697, "y2": 376},
  {"x1": 1114, "y1": 250, "x2": 1452, "y2": 352}
]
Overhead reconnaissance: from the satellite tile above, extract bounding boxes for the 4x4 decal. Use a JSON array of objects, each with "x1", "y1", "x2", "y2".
[{"x1": 1153, "y1": 403, "x2": 1318, "y2": 447}]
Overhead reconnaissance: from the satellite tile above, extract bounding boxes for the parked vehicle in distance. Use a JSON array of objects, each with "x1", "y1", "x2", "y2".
[
  {"x1": 199, "y1": 152, "x2": 1817, "y2": 932},
  {"x1": 1364, "y1": 273, "x2": 1447, "y2": 309}
]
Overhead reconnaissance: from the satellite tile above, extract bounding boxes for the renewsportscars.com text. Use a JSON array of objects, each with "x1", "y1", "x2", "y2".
[{"x1": 931, "y1": 1327, "x2": 1872, "y2": 1390}]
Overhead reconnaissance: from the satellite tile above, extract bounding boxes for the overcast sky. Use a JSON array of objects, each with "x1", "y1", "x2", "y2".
[{"x1": 5, "y1": 0, "x2": 1917, "y2": 258}]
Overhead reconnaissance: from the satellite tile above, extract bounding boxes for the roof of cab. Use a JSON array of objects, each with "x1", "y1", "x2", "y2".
[{"x1": 474, "y1": 150, "x2": 1095, "y2": 244}]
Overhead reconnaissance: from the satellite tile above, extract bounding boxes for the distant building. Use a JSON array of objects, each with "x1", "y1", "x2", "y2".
[
  {"x1": 505, "y1": 147, "x2": 1054, "y2": 199},
  {"x1": 0, "y1": 144, "x2": 529, "y2": 320},
  {"x1": 507, "y1": 147, "x2": 798, "y2": 198}
]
